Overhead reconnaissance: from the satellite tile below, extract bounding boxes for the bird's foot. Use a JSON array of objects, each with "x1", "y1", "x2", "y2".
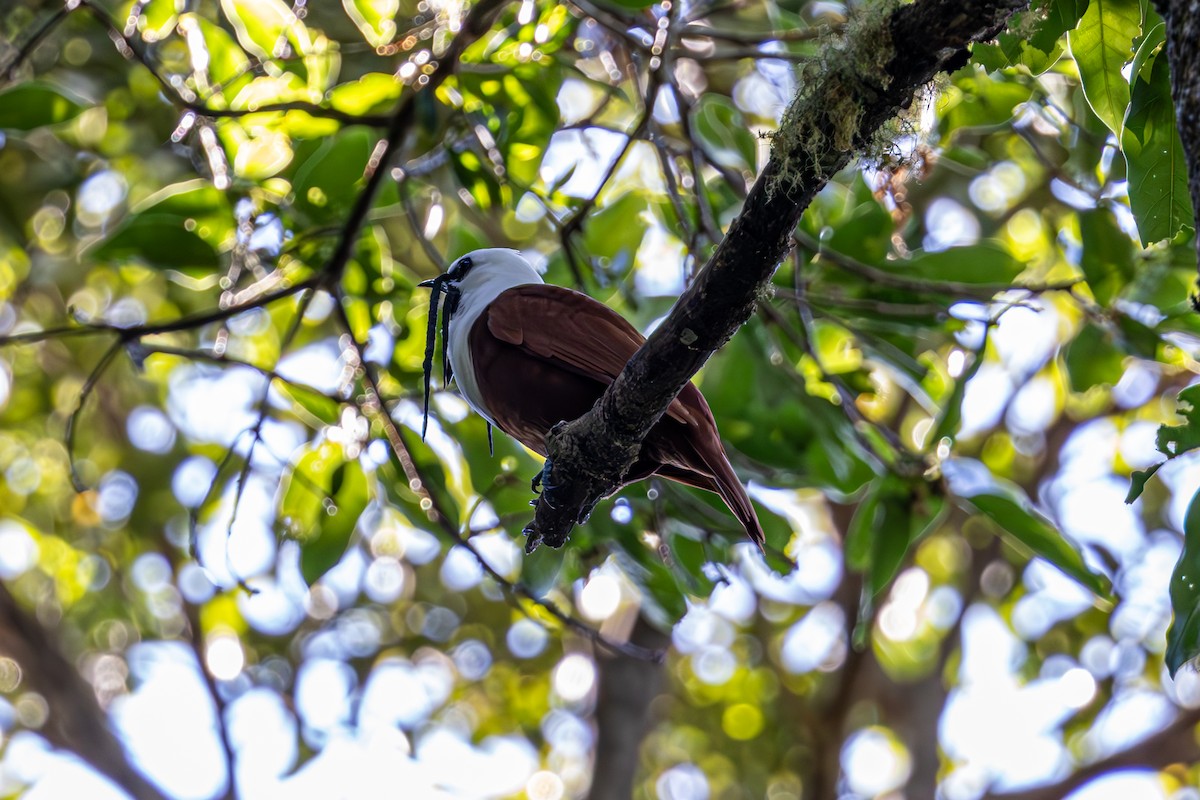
[{"x1": 530, "y1": 460, "x2": 562, "y2": 509}]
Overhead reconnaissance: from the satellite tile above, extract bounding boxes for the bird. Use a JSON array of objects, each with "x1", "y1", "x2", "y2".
[{"x1": 419, "y1": 248, "x2": 764, "y2": 550}]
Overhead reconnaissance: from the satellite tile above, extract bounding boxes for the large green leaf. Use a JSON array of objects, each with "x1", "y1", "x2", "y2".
[
  {"x1": 952, "y1": 465, "x2": 1110, "y2": 595},
  {"x1": 1068, "y1": 0, "x2": 1141, "y2": 137},
  {"x1": 1121, "y1": 29, "x2": 1194, "y2": 245},
  {"x1": 1166, "y1": 487, "x2": 1200, "y2": 675},
  {"x1": 0, "y1": 82, "x2": 88, "y2": 130},
  {"x1": 328, "y1": 73, "x2": 403, "y2": 116}
]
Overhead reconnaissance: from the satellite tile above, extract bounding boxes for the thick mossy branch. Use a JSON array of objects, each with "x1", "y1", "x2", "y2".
[{"x1": 524, "y1": 0, "x2": 1028, "y2": 550}]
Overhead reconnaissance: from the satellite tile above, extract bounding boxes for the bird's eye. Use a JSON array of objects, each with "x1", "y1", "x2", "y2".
[{"x1": 453, "y1": 256, "x2": 474, "y2": 278}]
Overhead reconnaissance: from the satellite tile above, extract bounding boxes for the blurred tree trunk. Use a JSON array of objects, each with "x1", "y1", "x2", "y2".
[
  {"x1": 0, "y1": 582, "x2": 170, "y2": 800},
  {"x1": 587, "y1": 614, "x2": 670, "y2": 800}
]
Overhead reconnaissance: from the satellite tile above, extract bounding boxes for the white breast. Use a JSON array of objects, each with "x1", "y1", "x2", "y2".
[{"x1": 445, "y1": 261, "x2": 543, "y2": 426}]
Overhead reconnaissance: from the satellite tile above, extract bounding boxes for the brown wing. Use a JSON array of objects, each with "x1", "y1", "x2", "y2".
[
  {"x1": 481, "y1": 284, "x2": 764, "y2": 549},
  {"x1": 485, "y1": 285, "x2": 697, "y2": 426}
]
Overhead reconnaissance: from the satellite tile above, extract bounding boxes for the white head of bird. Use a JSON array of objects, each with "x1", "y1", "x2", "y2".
[{"x1": 418, "y1": 247, "x2": 766, "y2": 551}]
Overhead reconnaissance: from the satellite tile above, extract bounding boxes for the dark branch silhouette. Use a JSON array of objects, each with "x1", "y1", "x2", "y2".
[{"x1": 524, "y1": 0, "x2": 1029, "y2": 549}]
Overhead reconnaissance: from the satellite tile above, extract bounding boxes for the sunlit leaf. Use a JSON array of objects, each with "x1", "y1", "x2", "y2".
[
  {"x1": 1067, "y1": 0, "x2": 1140, "y2": 136},
  {"x1": 180, "y1": 13, "x2": 252, "y2": 94},
  {"x1": 301, "y1": 459, "x2": 369, "y2": 584},
  {"x1": 328, "y1": 73, "x2": 404, "y2": 116},
  {"x1": 343, "y1": 0, "x2": 400, "y2": 48},
  {"x1": 276, "y1": 383, "x2": 341, "y2": 426},
  {"x1": 940, "y1": 69, "x2": 1034, "y2": 138},
  {"x1": 221, "y1": 0, "x2": 312, "y2": 60},
  {"x1": 901, "y1": 243, "x2": 1023, "y2": 285}
]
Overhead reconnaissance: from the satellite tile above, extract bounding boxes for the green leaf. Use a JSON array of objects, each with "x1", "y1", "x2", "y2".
[
  {"x1": 520, "y1": 543, "x2": 567, "y2": 597},
  {"x1": 824, "y1": 186, "x2": 893, "y2": 265},
  {"x1": 940, "y1": 69, "x2": 1035, "y2": 138},
  {"x1": 1166, "y1": 486, "x2": 1200, "y2": 675},
  {"x1": 953, "y1": 466, "x2": 1110, "y2": 595},
  {"x1": 221, "y1": 0, "x2": 313, "y2": 60},
  {"x1": 91, "y1": 179, "x2": 232, "y2": 271},
  {"x1": 139, "y1": 0, "x2": 180, "y2": 40},
  {"x1": 276, "y1": 383, "x2": 341, "y2": 427},
  {"x1": 180, "y1": 13, "x2": 252, "y2": 91},
  {"x1": 0, "y1": 82, "x2": 88, "y2": 130},
  {"x1": 1121, "y1": 32, "x2": 1194, "y2": 245},
  {"x1": 973, "y1": 0, "x2": 1082, "y2": 74},
  {"x1": 300, "y1": 459, "x2": 369, "y2": 584},
  {"x1": 279, "y1": 440, "x2": 369, "y2": 583},
  {"x1": 611, "y1": 525, "x2": 689, "y2": 626},
  {"x1": 1155, "y1": 385, "x2": 1200, "y2": 458},
  {"x1": 1068, "y1": 0, "x2": 1141, "y2": 136},
  {"x1": 693, "y1": 95, "x2": 758, "y2": 171},
  {"x1": 342, "y1": 0, "x2": 399, "y2": 48},
  {"x1": 1125, "y1": 462, "x2": 1162, "y2": 503},
  {"x1": 292, "y1": 128, "x2": 375, "y2": 223},
  {"x1": 1063, "y1": 322, "x2": 1125, "y2": 392},
  {"x1": 1078, "y1": 208, "x2": 1136, "y2": 305},
  {"x1": 328, "y1": 73, "x2": 403, "y2": 116},
  {"x1": 1126, "y1": 385, "x2": 1200, "y2": 503},
  {"x1": 583, "y1": 192, "x2": 649, "y2": 263},
  {"x1": 902, "y1": 243, "x2": 1023, "y2": 284},
  {"x1": 592, "y1": 0, "x2": 661, "y2": 11},
  {"x1": 930, "y1": 333, "x2": 987, "y2": 447}
]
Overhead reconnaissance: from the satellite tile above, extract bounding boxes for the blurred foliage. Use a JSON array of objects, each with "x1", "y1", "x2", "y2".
[{"x1": 0, "y1": 0, "x2": 1198, "y2": 798}]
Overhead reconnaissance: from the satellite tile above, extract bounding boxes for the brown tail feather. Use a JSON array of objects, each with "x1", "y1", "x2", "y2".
[
  {"x1": 656, "y1": 458, "x2": 765, "y2": 552},
  {"x1": 705, "y1": 456, "x2": 765, "y2": 551}
]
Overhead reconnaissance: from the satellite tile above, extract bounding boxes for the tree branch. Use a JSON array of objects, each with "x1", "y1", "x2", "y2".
[
  {"x1": 523, "y1": 0, "x2": 1029, "y2": 549},
  {"x1": 0, "y1": 582, "x2": 170, "y2": 800},
  {"x1": 1152, "y1": 0, "x2": 1200, "y2": 277}
]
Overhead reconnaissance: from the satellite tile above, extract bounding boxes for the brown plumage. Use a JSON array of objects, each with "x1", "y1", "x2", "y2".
[{"x1": 469, "y1": 284, "x2": 765, "y2": 549}]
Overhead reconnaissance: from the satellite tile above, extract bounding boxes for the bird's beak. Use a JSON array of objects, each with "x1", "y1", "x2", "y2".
[{"x1": 418, "y1": 277, "x2": 443, "y2": 289}]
